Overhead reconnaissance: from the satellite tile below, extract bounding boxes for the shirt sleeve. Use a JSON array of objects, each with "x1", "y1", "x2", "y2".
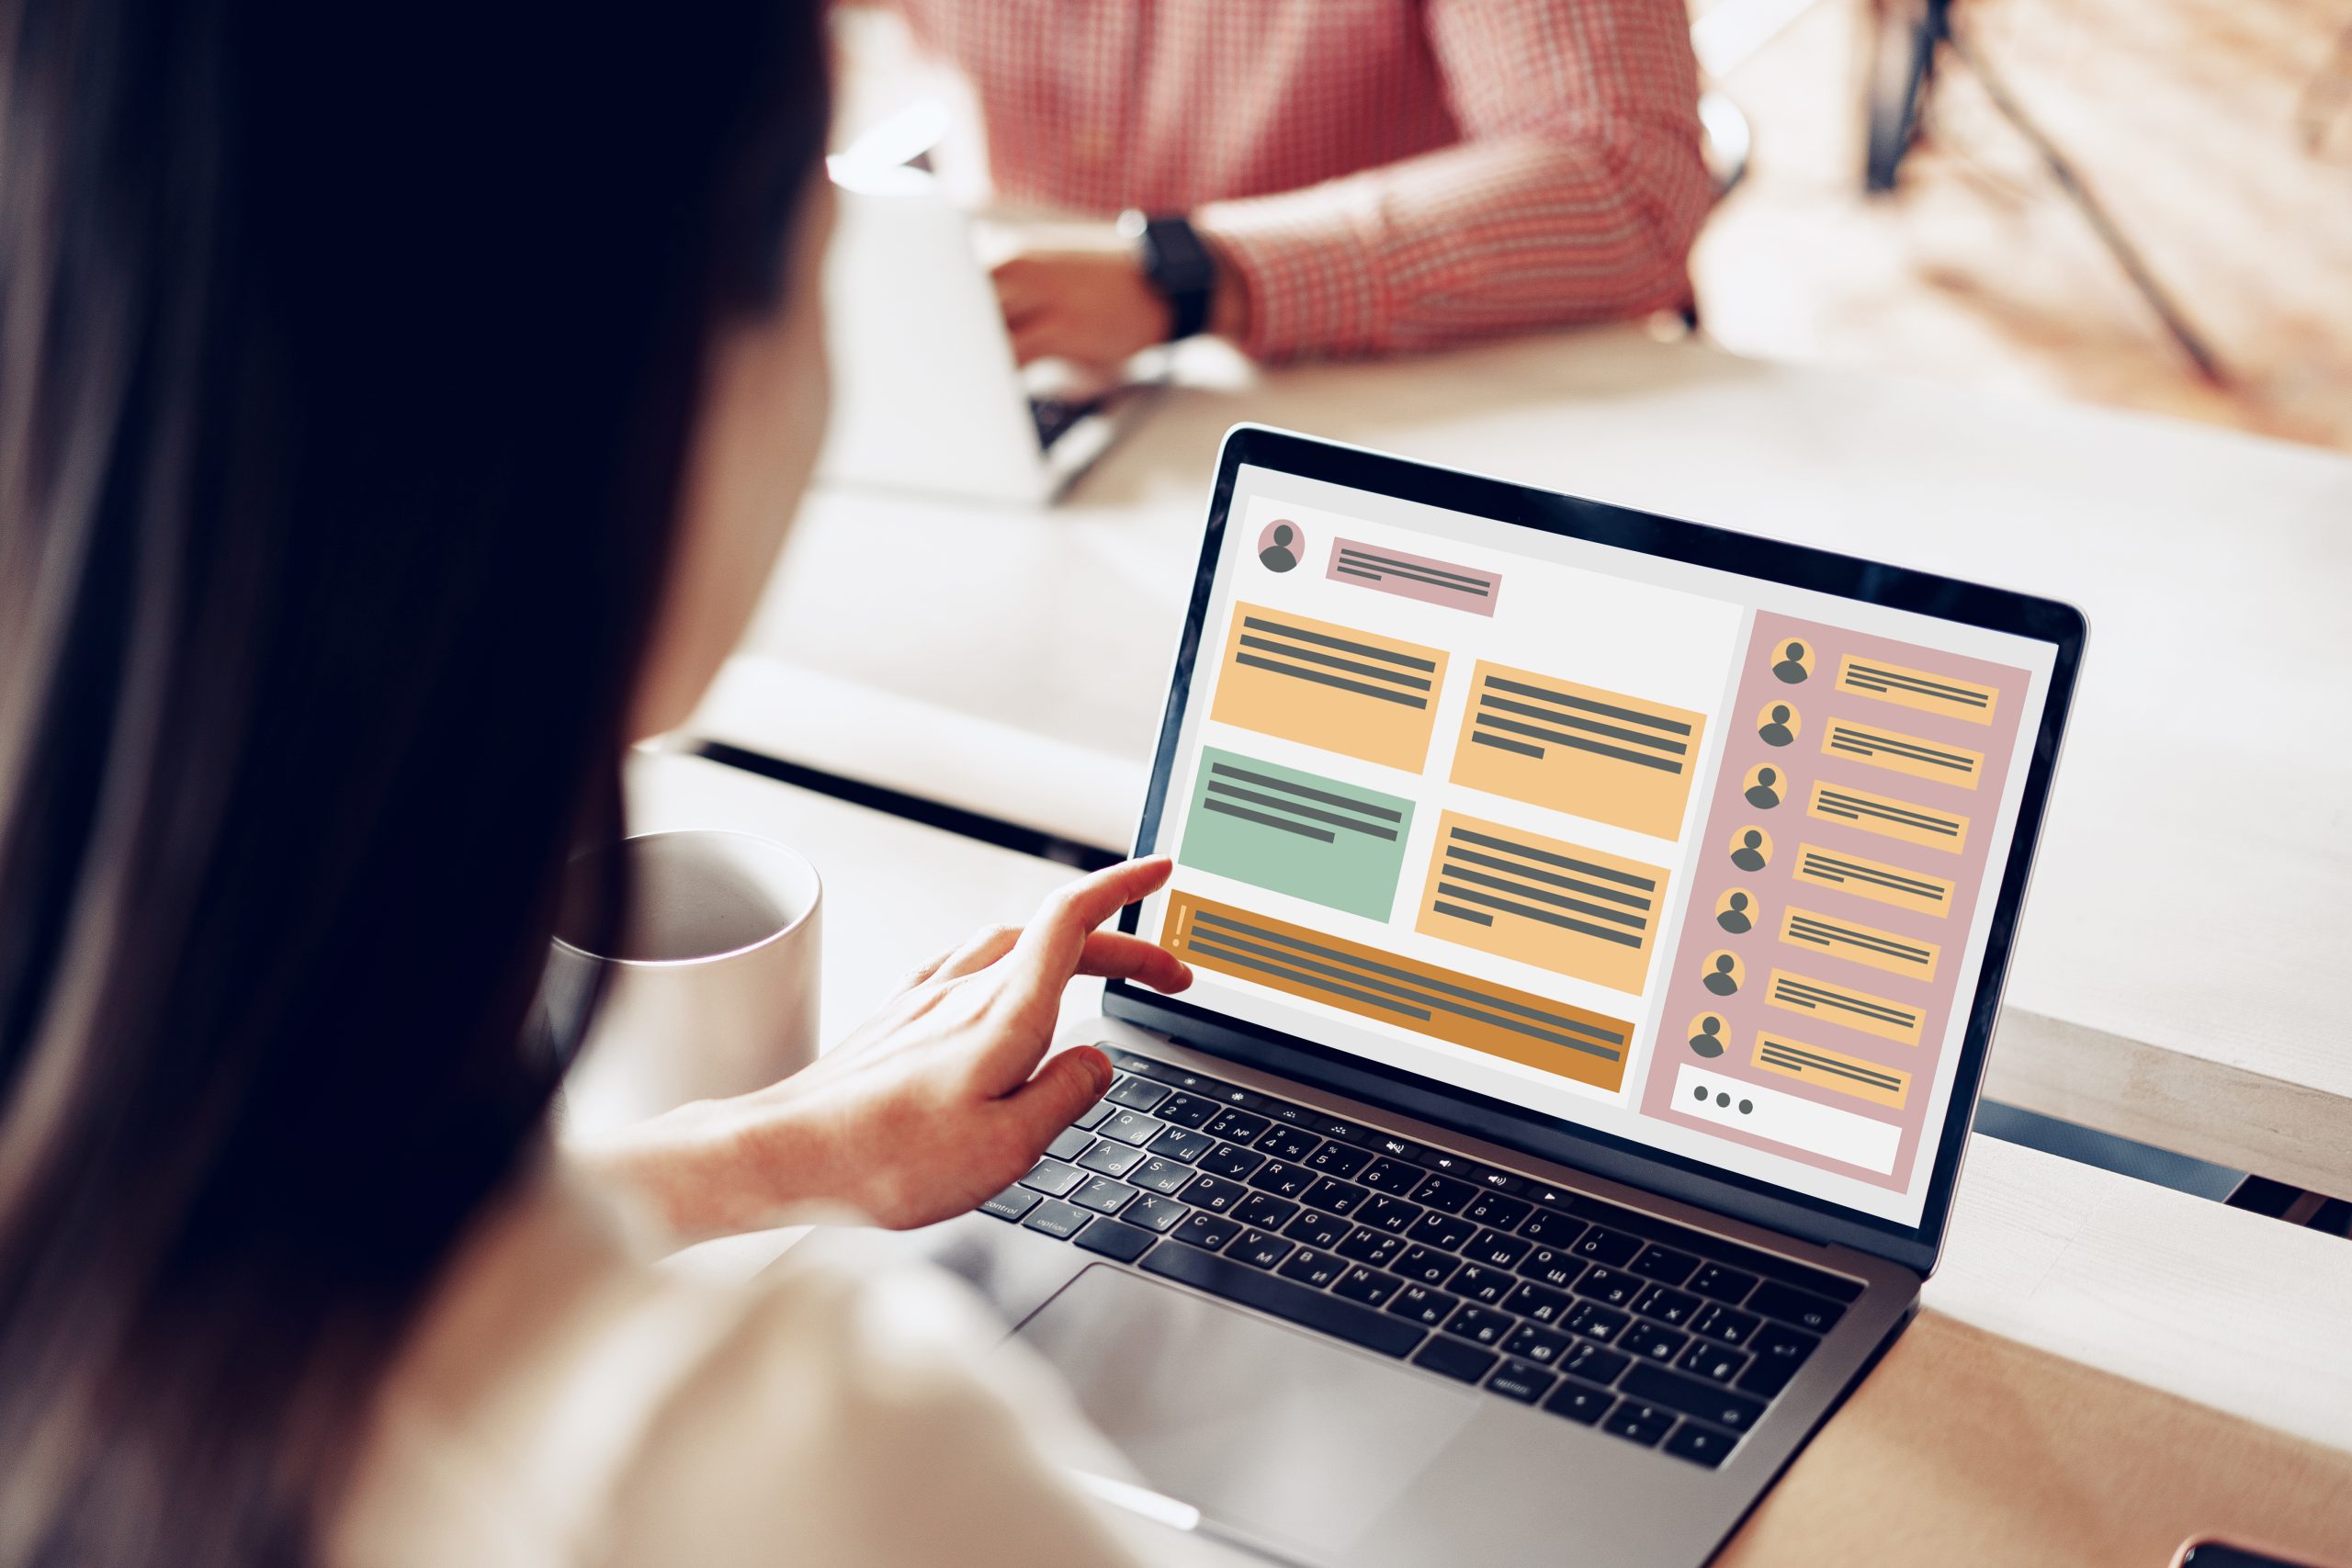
[
  {"x1": 595, "y1": 1235, "x2": 1221, "y2": 1568},
  {"x1": 1193, "y1": 0, "x2": 1713, "y2": 363}
]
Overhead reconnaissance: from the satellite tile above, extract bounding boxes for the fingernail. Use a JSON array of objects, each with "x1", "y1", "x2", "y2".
[{"x1": 1087, "y1": 1048, "x2": 1114, "y2": 1093}]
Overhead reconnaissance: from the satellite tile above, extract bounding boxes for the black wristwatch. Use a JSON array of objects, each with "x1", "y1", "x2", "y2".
[{"x1": 1118, "y1": 210, "x2": 1217, "y2": 342}]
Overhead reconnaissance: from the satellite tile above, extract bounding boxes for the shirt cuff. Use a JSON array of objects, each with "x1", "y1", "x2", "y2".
[{"x1": 1194, "y1": 191, "x2": 1385, "y2": 365}]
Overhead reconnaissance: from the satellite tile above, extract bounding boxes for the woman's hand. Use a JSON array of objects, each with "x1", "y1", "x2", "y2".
[{"x1": 577, "y1": 857, "x2": 1192, "y2": 1243}]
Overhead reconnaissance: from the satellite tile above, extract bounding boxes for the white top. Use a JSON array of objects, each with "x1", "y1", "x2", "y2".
[{"x1": 329, "y1": 1167, "x2": 1208, "y2": 1568}]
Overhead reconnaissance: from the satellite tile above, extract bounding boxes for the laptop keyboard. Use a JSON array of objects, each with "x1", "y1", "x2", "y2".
[
  {"x1": 1029, "y1": 394, "x2": 1102, "y2": 453},
  {"x1": 976, "y1": 1044, "x2": 1861, "y2": 1470}
]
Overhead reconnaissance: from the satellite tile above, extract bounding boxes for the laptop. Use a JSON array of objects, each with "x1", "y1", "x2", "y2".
[
  {"x1": 814, "y1": 156, "x2": 1155, "y2": 506},
  {"x1": 918, "y1": 424, "x2": 2086, "y2": 1564}
]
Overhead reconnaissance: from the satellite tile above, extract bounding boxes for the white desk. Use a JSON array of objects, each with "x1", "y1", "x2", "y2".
[
  {"x1": 628, "y1": 750, "x2": 2352, "y2": 1458},
  {"x1": 694, "y1": 325, "x2": 2352, "y2": 1199}
]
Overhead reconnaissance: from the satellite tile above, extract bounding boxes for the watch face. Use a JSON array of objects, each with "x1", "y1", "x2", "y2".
[{"x1": 1146, "y1": 217, "x2": 1216, "y2": 297}]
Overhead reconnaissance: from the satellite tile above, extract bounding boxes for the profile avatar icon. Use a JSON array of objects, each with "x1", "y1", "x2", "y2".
[
  {"x1": 1743, "y1": 765, "x2": 1782, "y2": 810},
  {"x1": 1717, "y1": 890, "x2": 1755, "y2": 934},
  {"x1": 1688, "y1": 1015, "x2": 1726, "y2": 1058},
  {"x1": 1729, "y1": 828, "x2": 1771, "y2": 873},
  {"x1": 1758, "y1": 703, "x2": 1798, "y2": 748},
  {"x1": 1772, "y1": 640, "x2": 1812, "y2": 683},
  {"x1": 1702, "y1": 953, "x2": 1742, "y2": 997},
  {"x1": 1257, "y1": 519, "x2": 1302, "y2": 573}
]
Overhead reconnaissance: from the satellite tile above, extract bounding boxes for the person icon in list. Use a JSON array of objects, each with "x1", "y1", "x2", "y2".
[
  {"x1": 1731, "y1": 829, "x2": 1770, "y2": 872},
  {"x1": 1744, "y1": 766, "x2": 1781, "y2": 809},
  {"x1": 1259, "y1": 522, "x2": 1301, "y2": 572},
  {"x1": 1688, "y1": 1016, "x2": 1726, "y2": 1058},
  {"x1": 1773, "y1": 640, "x2": 1810, "y2": 683},
  {"x1": 1717, "y1": 891, "x2": 1754, "y2": 934},
  {"x1": 1758, "y1": 704, "x2": 1796, "y2": 747},
  {"x1": 1702, "y1": 953, "x2": 1741, "y2": 997}
]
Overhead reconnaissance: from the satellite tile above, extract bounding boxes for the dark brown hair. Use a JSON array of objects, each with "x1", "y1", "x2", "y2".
[{"x1": 0, "y1": 1, "x2": 829, "y2": 1562}]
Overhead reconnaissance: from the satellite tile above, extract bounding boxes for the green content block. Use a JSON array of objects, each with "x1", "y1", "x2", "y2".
[{"x1": 1176, "y1": 747, "x2": 1416, "y2": 920}]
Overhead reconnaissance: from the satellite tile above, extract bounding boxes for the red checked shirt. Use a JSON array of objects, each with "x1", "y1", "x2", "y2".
[{"x1": 889, "y1": 0, "x2": 1713, "y2": 361}]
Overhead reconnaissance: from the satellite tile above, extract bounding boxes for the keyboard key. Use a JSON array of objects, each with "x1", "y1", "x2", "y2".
[
  {"x1": 1142, "y1": 1241, "x2": 1425, "y2": 1358},
  {"x1": 1098, "y1": 1111, "x2": 1164, "y2": 1146},
  {"x1": 1099, "y1": 1045, "x2": 1171, "y2": 1078},
  {"x1": 1464, "y1": 1229, "x2": 1531, "y2": 1269},
  {"x1": 1227, "y1": 1229, "x2": 1295, "y2": 1270},
  {"x1": 1278, "y1": 1247, "x2": 1346, "y2": 1289},
  {"x1": 1359, "y1": 1195, "x2": 1422, "y2": 1235},
  {"x1": 1517, "y1": 1247, "x2": 1584, "y2": 1292},
  {"x1": 1234, "y1": 1191, "x2": 1299, "y2": 1232},
  {"x1": 1148, "y1": 1126, "x2": 1215, "y2": 1163},
  {"x1": 1385, "y1": 1286, "x2": 1458, "y2": 1328},
  {"x1": 1072, "y1": 1100, "x2": 1115, "y2": 1132},
  {"x1": 1368, "y1": 1132, "x2": 1427, "y2": 1162},
  {"x1": 1690, "y1": 1262, "x2": 1759, "y2": 1304},
  {"x1": 979, "y1": 1186, "x2": 1040, "y2": 1222},
  {"x1": 1392, "y1": 1246, "x2": 1460, "y2": 1288},
  {"x1": 1409, "y1": 1174, "x2": 1476, "y2": 1213},
  {"x1": 1664, "y1": 1421, "x2": 1738, "y2": 1469},
  {"x1": 1407, "y1": 1211, "x2": 1476, "y2": 1251},
  {"x1": 1071, "y1": 1177, "x2": 1137, "y2": 1214},
  {"x1": 1337, "y1": 1227, "x2": 1405, "y2": 1269},
  {"x1": 1621, "y1": 1364, "x2": 1769, "y2": 1433},
  {"x1": 1105, "y1": 1076, "x2": 1170, "y2": 1111},
  {"x1": 1519, "y1": 1207, "x2": 1587, "y2": 1247},
  {"x1": 1074, "y1": 1218, "x2": 1156, "y2": 1263},
  {"x1": 1023, "y1": 1199, "x2": 1092, "y2": 1239},
  {"x1": 1691, "y1": 1303, "x2": 1760, "y2": 1348},
  {"x1": 1283, "y1": 1209, "x2": 1350, "y2": 1249},
  {"x1": 1634, "y1": 1285, "x2": 1702, "y2": 1328},
  {"x1": 1018, "y1": 1159, "x2": 1086, "y2": 1197},
  {"x1": 1127, "y1": 1156, "x2": 1193, "y2": 1196},
  {"x1": 1736, "y1": 1322, "x2": 1819, "y2": 1399},
  {"x1": 1419, "y1": 1150, "x2": 1498, "y2": 1185},
  {"x1": 1450, "y1": 1264, "x2": 1520, "y2": 1306},
  {"x1": 1046, "y1": 1127, "x2": 1093, "y2": 1162},
  {"x1": 1254, "y1": 1124, "x2": 1320, "y2": 1161},
  {"x1": 1175, "y1": 1212, "x2": 1242, "y2": 1251},
  {"x1": 1561, "y1": 1341, "x2": 1631, "y2": 1386},
  {"x1": 1181, "y1": 1174, "x2": 1250, "y2": 1214},
  {"x1": 1486, "y1": 1359, "x2": 1556, "y2": 1404},
  {"x1": 1575, "y1": 1266, "x2": 1642, "y2": 1308},
  {"x1": 1076, "y1": 1140, "x2": 1146, "y2": 1178},
  {"x1": 1357, "y1": 1156, "x2": 1422, "y2": 1196},
  {"x1": 1247, "y1": 1160, "x2": 1317, "y2": 1201},
  {"x1": 1543, "y1": 1379, "x2": 1614, "y2": 1425},
  {"x1": 1206, "y1": 1083, "x2": 1271, "y2": 1112},
  {"x1": 1317, "y1": 1115, "x2": 1385, "y2": 1149},
  {"x1": 1153, "y1": 1093, "x2": 1220, "y2": 1130},
  {"x1": 1623, "y1": 1322, "x2": 1690, "y2": 1363},
  {"x1": 1747, "y1": 1280, "x2": 1848, "y2": 1335},
  {"x1": 1502, "y1": 1281, "x2": 1570, "y2": 1325},
  {"x1": 1472, "y1": 1168, "x2": 1528, "y2": 1196},
  {"x1": 1601, "y1": 1400, "x2": 1676, "y2": 1448},
  {"x1": 1462, "y1": 1192, "x2": 1531, "y2": 1232},
  {"x1": 1573, "y1": 1227, "x2": 1642, "y2": 1266},
  {"x1": 1125, "y1": 1194, "x2": 1188, "y2": 1234},
  {"x1": 1566, "y1": 1301, "x2": 1630, "y2": 1345},
  {"x1": 1412, "y1": 1336, "x2": 1497, "y2": 1384},
  {"x1": 1501, "y1": 1324, "x2": 1571, "y2": 1366},
  {"x1": 1629, "y1": 1245, "x2": 1701, "y2": 1286},
  {"x1": 1304, "y1": 1143, "x2": 1371, "y2": 1179},
  {"x1": 1679, "y1": 1342, "x2": 1747, "y2": 1384},
  {"x1": 1195, "y1": 1142, "x2": 1267, "y2": 1180},
  {"x1": 1205, "y1": 1108, "x2": 1271, "y2": 1145},
  {"x1": 1442, "y1": 1303, "x2": 1514, "y2": 1348},
  {"x1": 1303, "y1": 1178, "x2": 1369, "y2": 1217},
  {"x1": 1331, "y1": 1265, "x2": 1402, "y2": 1309}
]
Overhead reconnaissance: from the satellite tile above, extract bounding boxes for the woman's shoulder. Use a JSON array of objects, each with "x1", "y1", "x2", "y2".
[{"x1": 328, "y1": 1164, "x2": 1178, "y2": 1568}]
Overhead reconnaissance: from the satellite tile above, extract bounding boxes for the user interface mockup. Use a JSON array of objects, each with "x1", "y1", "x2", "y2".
[{"x1": 1136, "y1": 464, "x2": 2059, "y2": 1226}]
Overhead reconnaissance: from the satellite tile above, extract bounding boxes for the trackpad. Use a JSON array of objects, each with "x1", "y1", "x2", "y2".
[{"x1": 1014, "y1": 1266, "x2": 1476, "y2": 1558}]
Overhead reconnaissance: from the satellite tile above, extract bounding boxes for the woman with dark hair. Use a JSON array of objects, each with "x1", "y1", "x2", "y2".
[{"x1": 0, "y1": 2, "x2": 1195, "y2": 1563}]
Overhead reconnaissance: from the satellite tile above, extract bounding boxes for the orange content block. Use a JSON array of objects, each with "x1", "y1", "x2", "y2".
[
  {"x1": 1447, "y1": 661, "x2": 1707, "y2": 840},
  {"x1": 1162, "y1": 890, "x2": 1633, "y2": 1092},
  {"x1": 1413, "y1": 812, "x2": 1669, "y2": 996},
  {"x1": 1779, "y1": 906, "x2": 1941, "y2": 983},
  {"x1": 1765, "y1": 968, "x2": 1927, "y2": 1047},
  {"x1": 1808, "y1": 780, "x2": 1970, "y2": 853},
  {"x1": 1835, "y1": 654, "x2": 2000, "y2": 726},
  {"x1": 1792, "y1": 842, "x2": 1956, "y2": 919},
  {"x1": 1753, "y1": 1031, "x2": 1911, "y2": 1109},
  {"x1": 1820, "y1": 719, "x2": 1984, "y2": 790},
  {"x1": 1208, "y1": 604, "x2": 1447, "y2": 773}
]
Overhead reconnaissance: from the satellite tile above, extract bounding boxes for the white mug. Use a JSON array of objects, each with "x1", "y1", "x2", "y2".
[{"x1": 548, "y1": 829, "x2": 822, "y2": 1139}]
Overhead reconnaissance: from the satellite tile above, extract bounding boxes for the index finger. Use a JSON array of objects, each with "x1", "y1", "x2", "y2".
[{"x1": 1001, "y1": 856, "x2": 1174, "y2": 1011}]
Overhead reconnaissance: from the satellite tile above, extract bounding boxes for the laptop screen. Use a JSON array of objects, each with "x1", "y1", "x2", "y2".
[{"x1": 1127, "y1": 449, "x2": 2068, "y2": 1231}]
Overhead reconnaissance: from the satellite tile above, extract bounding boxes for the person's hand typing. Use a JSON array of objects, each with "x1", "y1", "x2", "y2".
[
  {"x1": 578, "y1": 856, "x2": 1192, "y2": 1241},
  {"x1": 988, "y1": 224, "x2": 1250, "y2": 368}
]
